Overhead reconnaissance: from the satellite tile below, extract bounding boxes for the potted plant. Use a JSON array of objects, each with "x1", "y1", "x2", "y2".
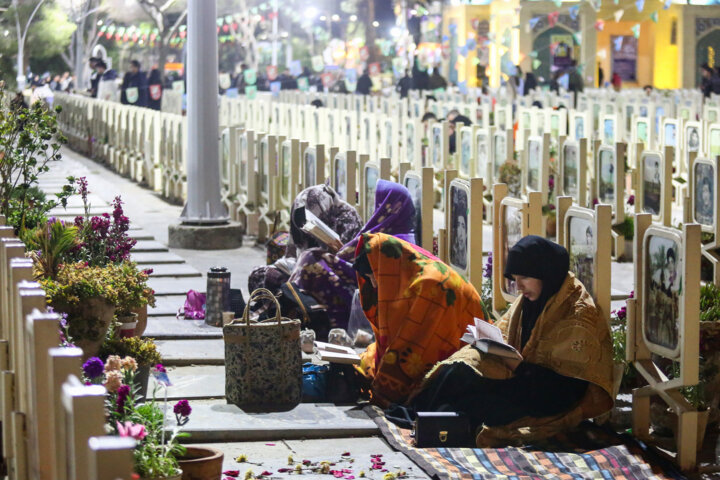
[
  {"x1": 100, "y1": 336, "x2": 162, "y2": 400},
  {"x1": 41, "y1": 261, "x2": 155, "y2": 358},
  {"x1": 85, "y1": 357, "x2": 190, "y2": 480}
]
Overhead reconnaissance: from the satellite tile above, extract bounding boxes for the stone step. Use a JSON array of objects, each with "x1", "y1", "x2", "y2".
[
  {"x1": 143, "y1": 316, "x2": 222, "y2": 339},
  {"x1": 148, "y1": 295, "x2": 186, "y2": 317},
  {"x1": 131, "y1": 251, "x2": 186, "y2": 265},
  {"x1": 145, "y1": 263, "x2": 202, "y2": 278},
  {"x1": 128, "y1": 230, "x2": 155, "y2": 241},
  {"x1": 163, "y1": 401, "x2": 378, "y2": 442},
  {"x1": 155, "y1": 339, "x2": 225, "y2": 366},
  {"x1": 149, "y1": 365, "x2": 224, "y2": 400},
  {"x1": 148, "y1": 277, "x2": 205, "y2": 296},
  {"x1": 132, "y1": 240, "x2": 169, "y2": 253}
]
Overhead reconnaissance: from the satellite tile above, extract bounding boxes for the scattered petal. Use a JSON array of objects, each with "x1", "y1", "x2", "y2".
[
  {"x1": 260, "y1": 471, "x2": 272, "y2": 477},
  {"x1": 277, "y1": 468, "x2": 291, "y2": 473},
  {"x1": 265, "y1": 443, "x2": 275, "y2": 446},
  {"x1": 288, "y1": 455, "x2": 294, "y2": 465},
  {"x1": 342, "y1": 452, "x2": 351, "y2": 456},
  {"x1": 302, "y1": 459, "x2": 312, "y2": 465},
  {"x1": 223, "y1": 471, "x2": 240, "y2": 477},
  {"x1": 235, "y1": 454, "x2": 248, "y2": 463}
]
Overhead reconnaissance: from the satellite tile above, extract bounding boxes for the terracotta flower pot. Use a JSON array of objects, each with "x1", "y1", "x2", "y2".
[
  {"x1": 54, "y1": 297, "x2": 116, "y2": 359},
  {"x1": 133, "y1": 304, "x2": 148, "y2": 337},
  {"x1": 177, "y1": 446, "x2": 224, "y2": 480}
]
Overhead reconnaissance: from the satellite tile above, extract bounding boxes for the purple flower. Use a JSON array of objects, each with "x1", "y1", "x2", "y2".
[
  {"x1": 548, "y1": 176, "x2": 555, "y2": 190},
  {"x1": 76, "y1": 177, "x2": 89, "y2": 204},
  {"x1": 592, "y1": 198, "x2": 599, "y2": 206},
  {"x1": 116, "y1": 384, "x2": 131, "y2": 413},
  {"x1": 82, "y1": 357, "x2": 104, "y2": 379},
  {"x1": 154, "y1": 363, "x2": 166, "y2": 373},
  {"x1": 483, "y1": 252, "x2": 493, "y2": 279},
  {"x1": 627, "y1": 194, "x2": 635, "y2": 206},
  {"x1": 174, "y1": 399, "x2": 192, "y2": 417}
]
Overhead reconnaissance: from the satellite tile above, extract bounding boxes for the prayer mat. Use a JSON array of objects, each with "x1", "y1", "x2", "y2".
[{"x1": 365, "y1": 406, "x2": 687, "y2": 480}]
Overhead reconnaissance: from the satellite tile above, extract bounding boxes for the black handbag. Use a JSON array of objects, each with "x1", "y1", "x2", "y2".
[
  {"x1": 278, "y1": 282, "x2": 331, "y2": 341},
  {"x1": 413, "y1": 412, "x2": 473, "y2": 448}
]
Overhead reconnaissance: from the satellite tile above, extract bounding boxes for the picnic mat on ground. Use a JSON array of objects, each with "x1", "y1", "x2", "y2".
[{"x1": 365, "y1": 406, "x2": 686, "y2": 480}]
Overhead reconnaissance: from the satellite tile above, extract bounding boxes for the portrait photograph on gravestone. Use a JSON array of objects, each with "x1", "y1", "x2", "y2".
[
  {"x1": 598, "y1": 149, "x2": 615, "y2": 203},
  {"x1": 502, "y1": 204, "x2": 523, "y2": 296},
  {"x1": 562, "y1": 142, "x2": 579, "y2": 197},
  {"x1": 404, "y1": 174, "x2": 422, "y2": 246},
  {"x1": 365, "y1": 165, "x2": 378, "y2": 220},
  {"x1": 568, "y1": 215, "x2": 595, "y2": 298},
  {"x1": 644, "y1": 234, "x2": 682, "y2": 353},
  {"x1": 642, "y1": 153, "x2": 662, "y2": 216},
  {"x1": 449, "y1": 184, "x2": 469, "y2": 271},
  {"x1": 693, "y1": 161, "x2": 715, "y2": 227}
]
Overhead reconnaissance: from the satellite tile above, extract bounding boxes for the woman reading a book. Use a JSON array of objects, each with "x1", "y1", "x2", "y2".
[
  {"x1": 249, "y1": 180, "x2": 417, "y2": 330},
  {"x1": 387, "y1": 235, "x2": 614, "y2": 446}
]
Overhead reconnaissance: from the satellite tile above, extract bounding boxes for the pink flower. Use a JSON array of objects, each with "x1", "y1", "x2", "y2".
[
  {"x1": 222, "y1": 471, "x2": 240, "y2": 477},
  {"x1": 116, "y1": 421, "x2": 147, "y2": 441}
]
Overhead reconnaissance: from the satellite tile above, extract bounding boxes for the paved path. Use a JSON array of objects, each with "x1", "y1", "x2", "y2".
[{"x1": 41, "y1": 148, "x2": 426, "y2": 477}]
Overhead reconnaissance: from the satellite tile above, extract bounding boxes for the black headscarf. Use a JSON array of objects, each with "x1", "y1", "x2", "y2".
[{"x1": 504, "y1": 235, "x2": 569, "y2": 349}]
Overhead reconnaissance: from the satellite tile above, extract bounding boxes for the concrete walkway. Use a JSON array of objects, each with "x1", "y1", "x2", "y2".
[{"x1": 41, "y1": 147, "x2": 427, "y2": 478}]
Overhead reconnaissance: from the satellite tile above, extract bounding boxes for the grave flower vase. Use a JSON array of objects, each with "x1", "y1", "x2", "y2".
[
  {"x1": 141, "y1": 473, "x2": 182, "y2": 480},
  {"x1": 177, "y1": 446, "x2": 224, "y2": 480}
]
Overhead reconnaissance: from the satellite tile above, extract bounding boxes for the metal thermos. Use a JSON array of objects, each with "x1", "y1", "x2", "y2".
[{"x1": 206, "y1": 266, "x2": 231, "y2": 326}]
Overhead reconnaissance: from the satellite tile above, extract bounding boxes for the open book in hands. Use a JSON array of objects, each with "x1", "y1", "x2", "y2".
[
  {"x1": 301, "y1": 210, "x2": 344, "y2": 253},
  {"x1": 460, "y1": 318, "x2": 523, "y2": 370}
]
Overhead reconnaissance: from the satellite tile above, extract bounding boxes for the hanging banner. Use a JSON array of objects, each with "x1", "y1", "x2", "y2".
[
  {"x1": 243, "y1": 68, "x2": 257, "y2": 85},
  {"x1": 297, "y1": 77, "x2": 309, "y2": 91},
  {"x1": 289, "y1": 60, "x2": 302, "y2": 77},
  {"x1": 126, "y1": 87, "x2": 139, "y2": 104},
  {"x1": 321, "y1": 72, "x2": 333, "y2": 88},
  {"x1": 245, "y1": 85, "x2": 257, "y2": 99},
  {"x1": 149, "y1": 84, "x2": 162, "y2": 101},
  {"x1": 359, "y1": 46, "x2": 369, "y2": 61},
  {"x1": 219, "y1": 73, "x2": 231, "y2": 90},
  {"x1": 368, "y1": 62, "x2": 381, "y2": 77},
  {"x1": 311, "y1": 55, "x2": 324, "y2": 73},
  {"x1": 270, "y1": 81, "x2": 281, "y2": 97},
  {"x1": 266, "y1": 65, "x2": 278, "y2": 81}
]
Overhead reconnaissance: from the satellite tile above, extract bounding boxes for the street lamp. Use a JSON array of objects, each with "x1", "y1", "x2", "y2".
[{"x1": 304, "y1": 6, "x2": 318, "y2": 20}]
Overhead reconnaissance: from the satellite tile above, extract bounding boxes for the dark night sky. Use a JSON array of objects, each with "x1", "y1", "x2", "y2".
[{"x1": 375, "y1": 0, "x2": 396, "y2": 26}]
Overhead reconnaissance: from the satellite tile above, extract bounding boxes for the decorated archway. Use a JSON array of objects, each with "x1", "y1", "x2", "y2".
[{"x1": 532, "y1": 25, "x2": 577, "y2": 83}]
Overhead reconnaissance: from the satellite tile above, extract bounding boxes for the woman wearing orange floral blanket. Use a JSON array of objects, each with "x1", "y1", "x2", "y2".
[{"x1": 353, "y1": 232, "x2": 487, "y2": 407}]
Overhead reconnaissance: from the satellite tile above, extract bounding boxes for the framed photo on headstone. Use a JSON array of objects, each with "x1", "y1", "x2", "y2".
[
  {"x1": 493, "y1": 130, "x2": 508, "y2": 180},
  {"x1": 459, "y1": 126, "x2": 474, "y2": 178},
  {"x1": 685, "y1": 121, "x2": 702, "y2": 158},
  {"x1": 566, "y1": 209, "x2": 596, "y2": 298},
  {"x1": 474, "y1": 128, "x2": 490, "y2": 181},
  {"x1": 642, "y1": 228, "x2": 683, "y2": 358},
  {"x1": 448, "y1": 179, "x2": 470, "y2": 274},
  {"x1": 403, "y1": 171, "x2": 423, "y2": 247},
  {"x1": 661, "y1": 118, "x2": 679, "y2": 150},
  {"x1": 364, "y1": 162, "x2": 379, "y2": 220},
  {"x1": 303, "y1": 146, "x2": 317, "y2": 189},
  {"x1": 597, "y1": 145, "x2": 616, "y2": 206},
  {"x1": 692, "y1": 157, "x2": 717, "y2": 232},
  {"x1": 632, "y1": 117, "x2": 651, "y2": 149},
  {"x1": 526, "y1": 136, "x2": 542, "y2": 193},
  {"x1": 334, "y1": 152, "x2": 348, "y2": 200},
  {"x1": 706, "y1": 123, "x2": 720, "y2": 159},
  {"x1": 560, "y1": 140, "x2": 580, "y2": 200},
  {"x1": 570, "y1": 111, "x2": 589, "y2": 142},
  {"x1": 641, "y1": 151, "x2": 663, "y2": 218},
  {"x1": 601, "y1": 114, "x2": 617, "y2": 146}
]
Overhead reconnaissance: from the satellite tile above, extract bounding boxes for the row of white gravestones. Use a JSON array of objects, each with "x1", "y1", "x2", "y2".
[
  {"x1": 0, "y1": 219, "x2": 135, "y2": 480},
  {"x1": 53, "y1": 91, "x2": 708, "y2": 469}
]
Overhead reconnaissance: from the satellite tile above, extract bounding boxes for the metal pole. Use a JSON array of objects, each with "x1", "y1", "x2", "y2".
[
  {"x1": 271, "y1": 0, "x2": 278, "y2": 66},
  {"x1": 180, "y1": 0, "x2": 228, "y2": 224}
]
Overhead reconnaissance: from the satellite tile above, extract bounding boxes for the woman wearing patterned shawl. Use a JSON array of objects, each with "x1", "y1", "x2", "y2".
[
  {"x1": 288, "y1": 180, "x2": 417, "y2": 329},
  {"x1": 353, "y1": 232, "x2": 485, "y2": 407},
  {"x1": 248, "y1": 184, "x2": 363, "y2": 295},
  {"x1": 389, "y1": 236, "x2": 614, "y2": 447}
]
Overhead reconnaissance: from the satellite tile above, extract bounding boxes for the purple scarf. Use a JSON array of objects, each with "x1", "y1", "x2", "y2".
[{"x1": 290, "y1": 180, "x2": 416, "y2": 329}]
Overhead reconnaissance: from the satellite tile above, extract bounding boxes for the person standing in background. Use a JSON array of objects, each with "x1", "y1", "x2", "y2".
[
  {"x1": 356, "y1": 69, "x2": 372, "y2": 95},
  {"x1": 396, "y1": 69, "x2": 412, "y2": 98},
  {"x1": 597, "y1": 62, "x2": 604, "y2": 88},
  {"x1": 147, "y1": 67, "x2": 163, "y2": 111},
  {"x1": 120, "y1": 60, "x2": 149, "y2": 107}
]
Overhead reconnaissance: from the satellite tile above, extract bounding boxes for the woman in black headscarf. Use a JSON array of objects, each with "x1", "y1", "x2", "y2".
[{"x1": 387, "y1": 236, "x2": 614, "y2": 446}]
